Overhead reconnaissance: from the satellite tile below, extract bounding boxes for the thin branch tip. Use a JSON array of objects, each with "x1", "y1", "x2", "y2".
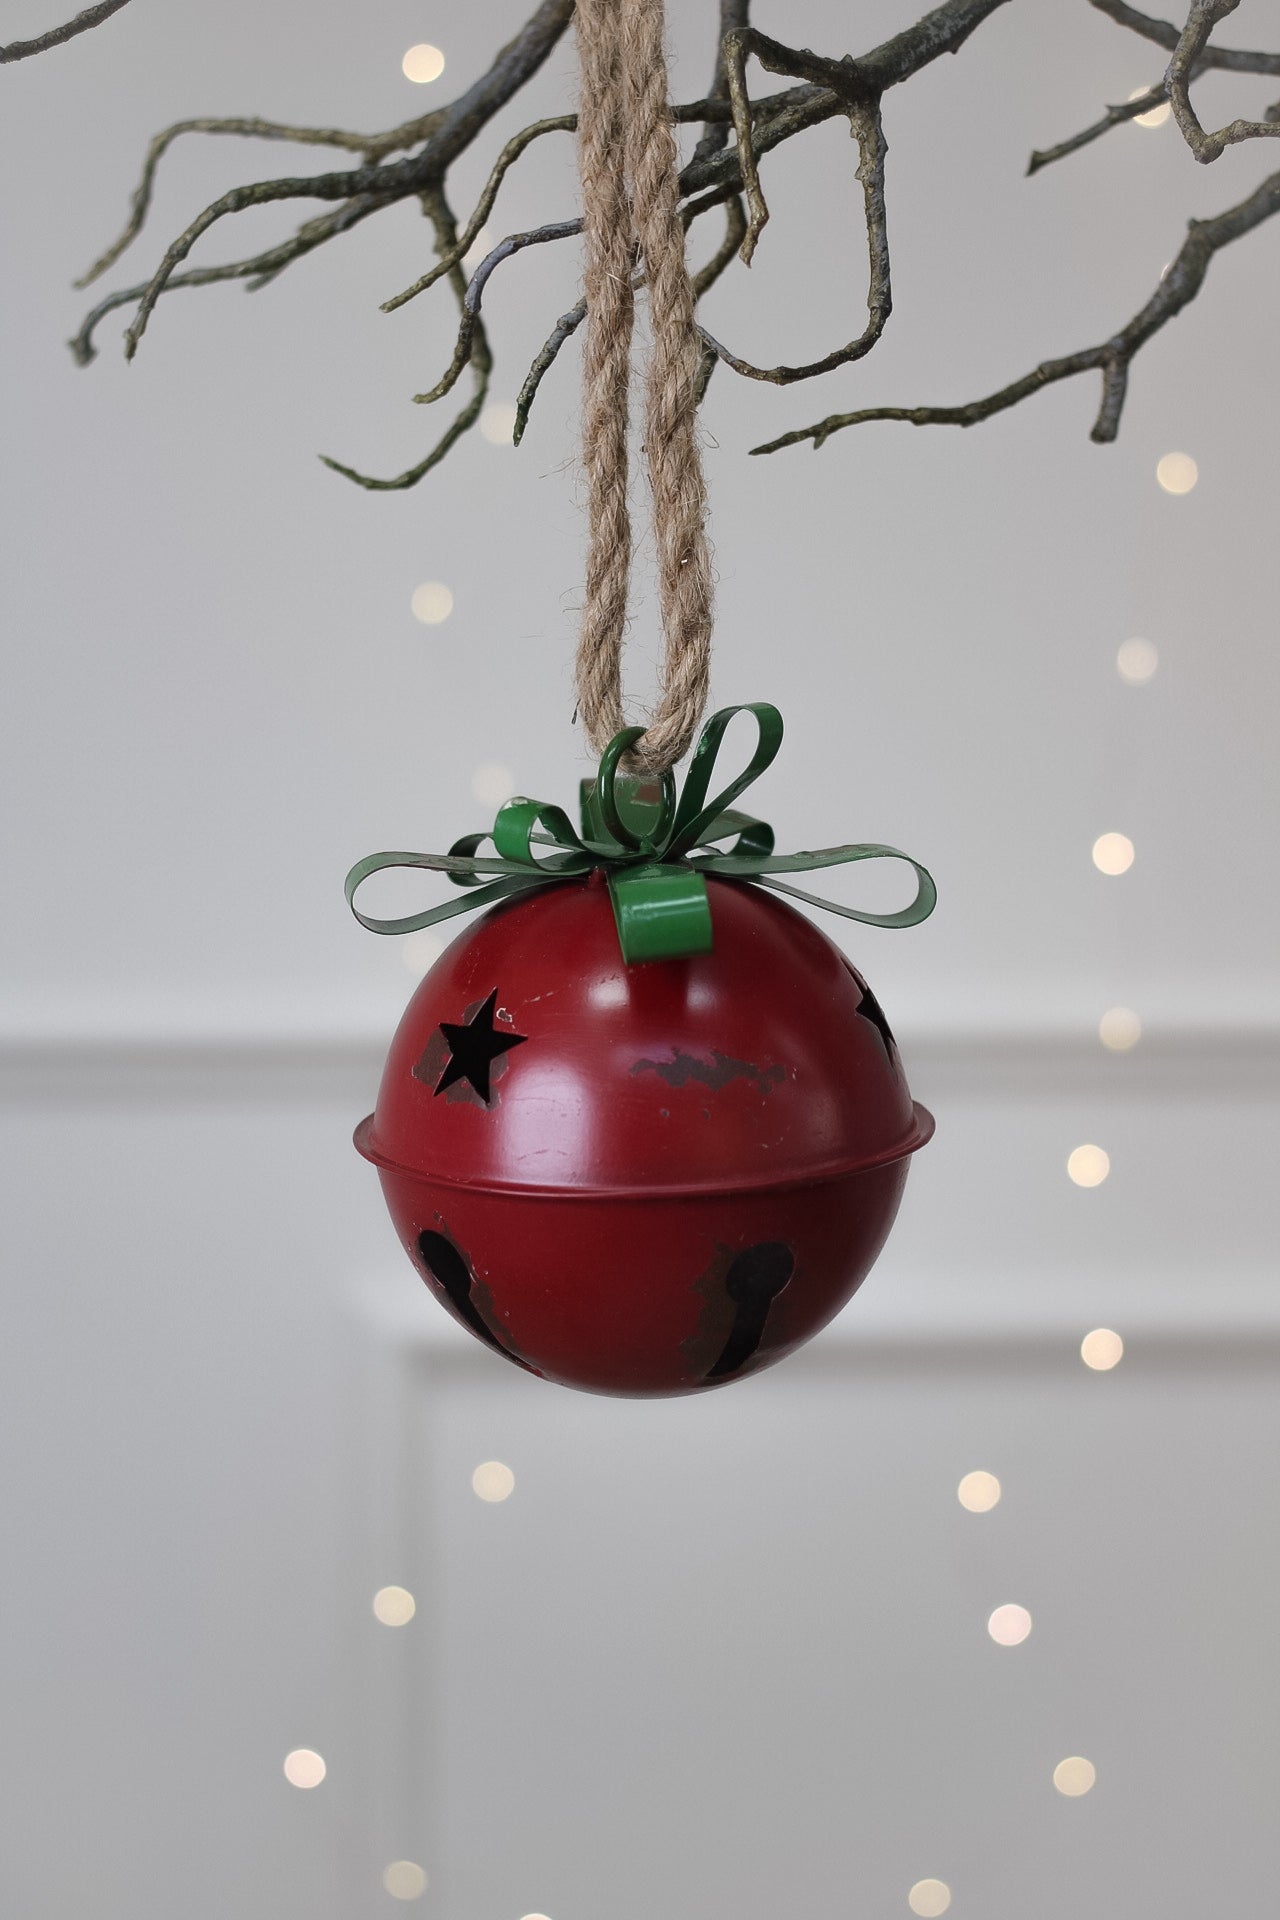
[{"x1": 57, "y1": 0, "x2": 1280, "y2": 485}]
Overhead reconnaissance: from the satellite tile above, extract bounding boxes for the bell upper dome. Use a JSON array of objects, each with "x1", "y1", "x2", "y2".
[{"x1": 356, "y1": 872, "x2": 931, "y2": 1196}]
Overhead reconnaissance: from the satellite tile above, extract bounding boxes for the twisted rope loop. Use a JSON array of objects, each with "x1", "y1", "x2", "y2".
[{"x1": 575, "y1": 0, "x2": 713, "y2": 775}]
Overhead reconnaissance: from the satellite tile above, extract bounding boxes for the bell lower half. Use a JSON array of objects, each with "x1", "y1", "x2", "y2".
[{"x1": 371, "y1": 1160, "x2": 912, "y2": 1398}]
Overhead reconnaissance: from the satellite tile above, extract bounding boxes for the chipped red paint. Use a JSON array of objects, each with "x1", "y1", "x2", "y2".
[{"x1": 356, "y1": 874, "x2": 932, "y2": 1397}]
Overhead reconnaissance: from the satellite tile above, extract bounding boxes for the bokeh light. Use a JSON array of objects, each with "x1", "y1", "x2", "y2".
[
  {"x1": 410, "y1": 581, "x2": 453, "y2": 625},
  {"x1": 283, "y1": 1748, "x2": 326, "y2": 1788},
  {"x1": 402, "y1": 44, "x2": 445, "y2": 83},
  {"x1": 1081, "y1": 1328, "x2": 1124, "y2": 1371},
  {"x1": 471, "y1": 763, "x2": 515, "y2": 808},
  {"x1": 1067, "y1": 1143, "x2": 1110, "y2": 1188},
  {"x1": 1116, "y1": 636, "x2": 1158, "y2": 683},
  {"x1": 908, "y1": 1880, "x2": 952, "y2": 1916},
  {"x1": 987, "y1": 1603, "x2": 1032, "y2": 1647},
  {"x1": 1128, "y1": 86, "x2": 1171, "y2": 127},
  {"x1": 383, "y1": 1860, "x2": 429, "y2": 1899},
  {"x1": 957, "y1": 1470, "x2": 1001, "y2": 1513},
  {"x1": 481, "y1": 402, "x2": 519, "y2": 444},
  {"x1": 1099, "y1": 1006, "x2": 1142, "y2": 1051},
  {"x1": 1156, "y1": 451, "x2": 1198, "y2": 494},
  {"x1": 1053, "y1": 1755, "x2": 1097, "y2": 1796},
  {"x1": 373, "y1": 1586, "x2": 417, "y2": 1626},
  {"x1": 1092, "y1": 832, "x2": 1135, "y2": 876},
  {"x1": 472, "y1": 1460, "x2": 515, "y2": 1502}
]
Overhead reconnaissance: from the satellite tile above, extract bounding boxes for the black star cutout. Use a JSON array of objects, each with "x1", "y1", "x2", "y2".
[
  {"x1": 854, "y1": 976, "x2": 896, "y2": 1060},
  {"x1": 434, "y1": 989, "x2": 527, "y2": 1103}
]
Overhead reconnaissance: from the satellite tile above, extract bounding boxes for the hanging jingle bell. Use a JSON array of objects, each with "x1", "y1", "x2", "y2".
[{"x1": 348, "y1": 705, "x2": 936, "y2": 1398}]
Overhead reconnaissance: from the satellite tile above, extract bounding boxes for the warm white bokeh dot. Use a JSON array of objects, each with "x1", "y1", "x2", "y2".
[
  {"x1": 463, "y1": 225, "x2": 495, "y2": 272},
  {"x1": 987, "y1": 1603, "x2": 1032, "y2": 1647},
  {"x1": 410, "y1": 581, "x2": 454, "y2": 625},
  {"x1": 373, "y1": 1585, "x2": 417, "y2": 1627},
  {"x1": 1116, "y1": 636, "x2": 1158, "y2": 683},
  {"x1": 1128, "y1": 86, "x2": 1171, "y2": 127},
  {"x1": 383, "y1": 1860, "x2": 429, "y2": 1899},
  {"x1": 1156, "y1": 451, "x2": 1198, "y2": 494},
  {"x1": 283, "y1": 1748, "x2": 326, "y2": 1789},
  {"x1": 520, "y1": 1913, "x2": 555, "y2": 1919},
  {"x1": 908, "y1": 1879, "x2": 952, "y2": 1917},
  {"x1": 1067, "y1": 1143, "x2": 1110, "y2": 1188},
  {"x1": 480, "y1": 402, "x2": 519, "y2": 444},
  {"x1": 402, "y1": 43, "x2": 445, "y2": 83},
  {"x1": 1054, "y1": 1755, "x2": 1098, "y2": 1796},
  {"x1": 1099, "y1": 1006, "x2": 1142, "y2": 1051},
  {"x1": 471, "y1": 763, "x2": 515, "y2": 809},
  {"x1": 1092, "y1": 832, "x2": 1135, "y2": 876},
  {"x1": 1081, "y1": 1327, "x2": 1125, "y2": 1371},
  {"x1": 472, "y1": 1460, "x2": 515, "y2": 1503},
  {"x1": 957, "y1": 1470, "x2": 1001, "y2": 1513},
  {"x1": 402, "y1": 929, "x2": 444, "y2": 977}
]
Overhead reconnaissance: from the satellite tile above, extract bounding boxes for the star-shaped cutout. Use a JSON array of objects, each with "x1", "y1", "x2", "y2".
[
  {"x1": 434, "y1": 988, "x2": 527, "y2": 1103},
  {"x1": 854, "y1": 976, "x2": 896, "y2": 1060}
]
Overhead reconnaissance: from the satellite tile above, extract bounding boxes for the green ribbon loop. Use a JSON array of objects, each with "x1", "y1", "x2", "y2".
[{"x1": 345, "y1": 702, "x2": 936, "y2": 963}]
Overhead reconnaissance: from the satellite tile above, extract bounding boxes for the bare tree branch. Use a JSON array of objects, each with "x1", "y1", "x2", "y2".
[
  {"x1": 58, "y1": 0, "x2": 1279, "y2": 489},
  {"x1": 724, "y1": 28, "x2": 855, "y2": 264},
  {"x1": 1, "y1": 0, "x2": 129, "y2": 63},
  {"x1": 1028, "y1": 83, "x2": 1169, "y2": 175},
  {"x1": 697, "y1": 98, "x2": 891, "y2": 381},
  {"x1": 1089, "y1": 0, "x2": 1280, "y2": 73},
  {"x1": 511, "y1": 194, "x2": 749, "y2": 450},
  {"x1": 69, "y1": 199, "x2": 397, "y2": 365},
  {"x1": 381, "y1": 115, "x2": 574, "y2": 313},
  {"x1": 692, "y1": 0, "x2": 753, "y2": 164},
  {"x1": 76, "y1": 116, "x2": 444, "y2": 290},
  {"x1": 1030, "y1": 0, "x2": 1280, "y2": 174},
  {"x1": 751, "y1": 167, "x2": 1280, "y2": 454},
  {"x1": 89, "y1": 0, "x2": 576, "y2": 361},
  {"x1": 1167, "y1": 0, "x2": 1280, "y2": 160},
  {"x1": 321, "y1": 186, "x2": 492, "y2": 491}
]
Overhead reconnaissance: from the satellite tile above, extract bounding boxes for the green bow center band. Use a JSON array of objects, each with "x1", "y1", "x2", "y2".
[{"x1": 345, "y1": 702, "x2": 936, "y2": 964}]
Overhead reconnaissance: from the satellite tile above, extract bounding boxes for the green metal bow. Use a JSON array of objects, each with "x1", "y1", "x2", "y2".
[{"x1": 345, "y1": 702, "x2": 936, "y2": 965}]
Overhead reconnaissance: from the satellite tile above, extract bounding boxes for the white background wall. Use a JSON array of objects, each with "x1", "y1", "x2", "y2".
[{"x1": 1, "y1": 3, "x2": 1277, "y2": 1917}]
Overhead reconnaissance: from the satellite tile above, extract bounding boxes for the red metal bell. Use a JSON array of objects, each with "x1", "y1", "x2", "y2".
[{"x1": 356, "y1": 870, "x2": 932, "y2": 1397}]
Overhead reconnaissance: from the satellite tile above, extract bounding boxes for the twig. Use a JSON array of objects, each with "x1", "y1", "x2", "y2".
[
  {"x1": 512, "y1": 196, "x2": 747, "y2": 449},
  {"x1": 93, "y1": 0, "x2": 575, "y2": 360},
  {"x1": 693, "y1": 0, "x2": 752, "y2": 163},
  {"x1": 724, "y1": 28, "x2": 871, "y2": 265},
  {"x1": 1167, "y1": 0, "x2": 1280, "y2": 160},
  {"x1": 414, "y1": 221, "x2": 580, "y2": 406},
  {"x1": 75, "y1": 0, "x2": 1280, "y2": 495},
  {"x1": 381, "y1": 115, "x2": 575, "y2": 313},
  {"x1": 514, "y1": 302, "x2": 586, "y2": 446},
  {"x1": 321, "y1": 186, "x2": 491, "y2": 490},
  {"x1": 69, "y1": 196, "x2": 390, "y2": 365},
  {"x1": 692, "y1": 194, "x2": 750, "y2": 296},
  {"x1": 1088, "y1": 0, "x2": 1280, "y2": 72},
  {"x1": 1, "y1": 0, "x2": 129, "y2": 62},
  {"x1": 751, "y1": 167, "x2": 1280, "y2": 453},
  {"x1": 1028, "y1": 83, "x2": 1170, "y2": 175},
  {"x1": 698, "y1": 99, "x2": 891, "y2": 382},
  {"x1": 76, "y1": 117, "x2": 429, "y2": 289}
]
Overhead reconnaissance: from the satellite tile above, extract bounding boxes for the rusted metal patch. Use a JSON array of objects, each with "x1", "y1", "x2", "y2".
[{"x1": 631, "y1": 1048, "x2": 785, "y2": 1096}]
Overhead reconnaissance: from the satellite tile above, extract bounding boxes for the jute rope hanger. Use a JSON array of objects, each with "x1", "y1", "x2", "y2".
[{"x1": 575, "y1": 0, "x2": 713, "y2": 777}]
